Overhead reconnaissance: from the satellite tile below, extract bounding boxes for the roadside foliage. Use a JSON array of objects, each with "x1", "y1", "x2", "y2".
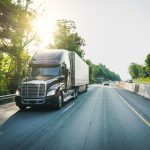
[
  {"x1": 86, "y1": 59, "x2": 121, "y2": 83},
  {"x1": 129, "y1": 53, "x2": 150, "y2": 83},
  {"x1": 0, "y1": 0, "x2": 35, "y2": 95}
]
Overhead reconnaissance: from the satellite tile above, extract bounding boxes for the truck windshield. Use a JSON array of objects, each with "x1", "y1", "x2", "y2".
[{"x1": 31, "y1": 67, "x2": 59, "y2": 77}]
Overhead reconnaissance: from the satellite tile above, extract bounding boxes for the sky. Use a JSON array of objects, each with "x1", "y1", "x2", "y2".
[{"x1": 33, "y1": 0, "x2": 150, "y2": 80}]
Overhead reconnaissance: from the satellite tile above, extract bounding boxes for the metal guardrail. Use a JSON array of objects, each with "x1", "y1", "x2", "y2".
[{"x1": 0, "y1": 94, "x2": 15, "y2": 101}]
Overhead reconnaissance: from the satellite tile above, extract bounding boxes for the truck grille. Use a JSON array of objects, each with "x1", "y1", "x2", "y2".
[{"x1": 21, "y1": 83, "x2": 46, "y2": 98}]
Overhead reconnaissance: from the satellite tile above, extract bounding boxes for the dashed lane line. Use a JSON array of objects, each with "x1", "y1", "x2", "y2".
[{"x1": 61, "y1": 103, "x2": 75, "y2": 114}]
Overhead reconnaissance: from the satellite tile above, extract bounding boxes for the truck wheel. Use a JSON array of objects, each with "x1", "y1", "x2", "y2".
[
  {"x1": 75, "y1": 88, "x2": 78, "y2": 98},
  {"x1": 18, "y1": 105, "x2": 26, "y2": 111},
  {"x1": 72, "y1": 89, "x2": 76, "y2": 100},
  {"x1": 56, "y1": 93, "x2": 63, "y2": 110}
]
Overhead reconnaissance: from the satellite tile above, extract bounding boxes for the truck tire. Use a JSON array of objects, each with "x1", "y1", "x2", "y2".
[
  {"x1": 55, "y1": 92, "x2": 63, "y2": 110},
  {"x1": 75, "y1": 88, "x2": 78, "y2": 98},
  {"x1": 18, "y1": 105, "x2": 26, "y2": 111},
  {"x1": 72, "y1": 89, "x2": 76, "y2": 100}
]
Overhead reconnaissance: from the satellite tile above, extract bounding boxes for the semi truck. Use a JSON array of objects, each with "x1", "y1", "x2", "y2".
[{"x1": 15, "y1": 49, "x2": 89, "y2": 110}]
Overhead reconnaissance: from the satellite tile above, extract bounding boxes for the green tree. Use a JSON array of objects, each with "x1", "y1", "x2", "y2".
[
  {"x1": 128, "y1": 53, "x2": 150, "y2": 82},
  {"x1": 86, "y1": 60, "x2": 120, "y2": 83},
  {"x1": 0, "y1": 54, "x2": 10, "y2": 94},
  {"x1": 86, "y1": 59, "x2": 96, "y2": 83},
  {"x1": 97, "y1": 64, "x2": 120, "y2": 81},
  {"x1": 129, "y1": 63, "x2": 140, "y2": 79},
  {"x1": 145, "y1": 53, "x2": 150, "y2": 76},
  {"x1": 145, "y1": 53, "x2": 150, "y2": 68},
  {"x1": 0, "y1": 0, "x2": 36, "y2": 94},
  {"x1": 49, "y1": 19, "x2": 85, "y2": 58}
]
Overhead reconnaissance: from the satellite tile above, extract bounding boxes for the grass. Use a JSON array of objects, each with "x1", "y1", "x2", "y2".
[{"x1": 133, "y1": 77, "x2": 150, "y2": 84}]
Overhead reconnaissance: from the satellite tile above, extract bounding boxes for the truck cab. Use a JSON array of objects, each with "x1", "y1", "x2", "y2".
[{"x1": 15, "y1": 49, "x2": 89, "y2": 110}]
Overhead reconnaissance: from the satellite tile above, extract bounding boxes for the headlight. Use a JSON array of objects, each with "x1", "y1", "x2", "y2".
[
  {"x1": 47, "y1": 84, "x2": 59, "y2": 96},
  {"x1": 47, "y1": 90, "x2": 56, "y2": 96},
  {"x1": 15, "y1": 89, "x2": 20, "y2": 96}
]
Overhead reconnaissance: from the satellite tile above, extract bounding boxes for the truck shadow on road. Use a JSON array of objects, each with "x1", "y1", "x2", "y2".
[{"x1": 0, "y1": 98, "x2": 76, "y2": 133}]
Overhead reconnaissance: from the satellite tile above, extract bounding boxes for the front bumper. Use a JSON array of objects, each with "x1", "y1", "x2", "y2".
[{"x1": 15, "y1": 94, "x2": 59, "y2": 107}]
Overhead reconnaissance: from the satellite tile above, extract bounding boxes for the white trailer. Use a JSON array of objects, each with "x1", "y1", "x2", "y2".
[{"x1": 70, "y1": 52, "x2": 89, "y2": 93}]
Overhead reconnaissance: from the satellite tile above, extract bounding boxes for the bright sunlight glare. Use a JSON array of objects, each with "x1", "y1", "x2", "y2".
[{"x1": 32, "y1": 16, "x2": 56, "y2": 49}]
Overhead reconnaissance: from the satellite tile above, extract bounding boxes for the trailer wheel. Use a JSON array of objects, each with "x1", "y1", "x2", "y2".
[
  {"x1": 55, "y1": 93, "x2": 63, "y2": 110},
  {"x1": 18, "y1": 105, "x2": 26, "y2": 111}
]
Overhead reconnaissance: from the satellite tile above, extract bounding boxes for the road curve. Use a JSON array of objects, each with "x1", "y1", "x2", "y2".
[{"x1": 0, "y1": 84, "x2": 150, "y2": 150}]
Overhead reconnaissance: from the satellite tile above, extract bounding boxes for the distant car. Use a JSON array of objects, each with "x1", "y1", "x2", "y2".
[
  {"x1": 126, "y1": 79, "x2": 133, "y2": 83},
  {"x1": 103, "y1": 81, "x2": 110, "y2": 86}
]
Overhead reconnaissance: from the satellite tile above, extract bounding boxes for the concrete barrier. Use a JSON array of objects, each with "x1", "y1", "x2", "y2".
[
  {"x1": 124, "y1": 82, "x2": 133, "y2": 91},
  {"x1": 120, "y1": 82, "x2": 150, "y2": 99},
  {"x1": 139, "y1": 84, "x2": 150, "y2": 98}
]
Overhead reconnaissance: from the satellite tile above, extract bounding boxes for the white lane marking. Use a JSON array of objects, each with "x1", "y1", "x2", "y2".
[
  {"x1": 61, "y1": 103, "x2": 75, "y2": 114},
  {"x1": 113, "y1": 88, "x2": 150, "y2": 128}
]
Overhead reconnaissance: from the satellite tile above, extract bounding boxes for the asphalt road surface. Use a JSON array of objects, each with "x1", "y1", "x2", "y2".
[{"x1": 0, "y1": 84, "x2": 150, "y2": 150}]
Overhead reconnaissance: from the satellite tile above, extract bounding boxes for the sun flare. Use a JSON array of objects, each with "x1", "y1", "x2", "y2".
[{"x1": 32, "y1": 16, "x2": 56, "y2": 49}]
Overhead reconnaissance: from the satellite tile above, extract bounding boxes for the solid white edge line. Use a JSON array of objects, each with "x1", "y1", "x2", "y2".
[
  {"x1": 113, "y1": 88, "x2": 150, "y2": 128},
  {"x1": 61, "y1": 103, "x2": 75, "y2": 114}
]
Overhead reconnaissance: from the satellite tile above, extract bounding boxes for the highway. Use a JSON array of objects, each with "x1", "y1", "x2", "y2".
[{"x1": 0, "y1": 84, "x2": 150, "y2": 150}]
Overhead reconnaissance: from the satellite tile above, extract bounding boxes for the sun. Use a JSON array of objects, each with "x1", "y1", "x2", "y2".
[{"x1": 32, "y1": 16, "x2": 56, "y2": 49}]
